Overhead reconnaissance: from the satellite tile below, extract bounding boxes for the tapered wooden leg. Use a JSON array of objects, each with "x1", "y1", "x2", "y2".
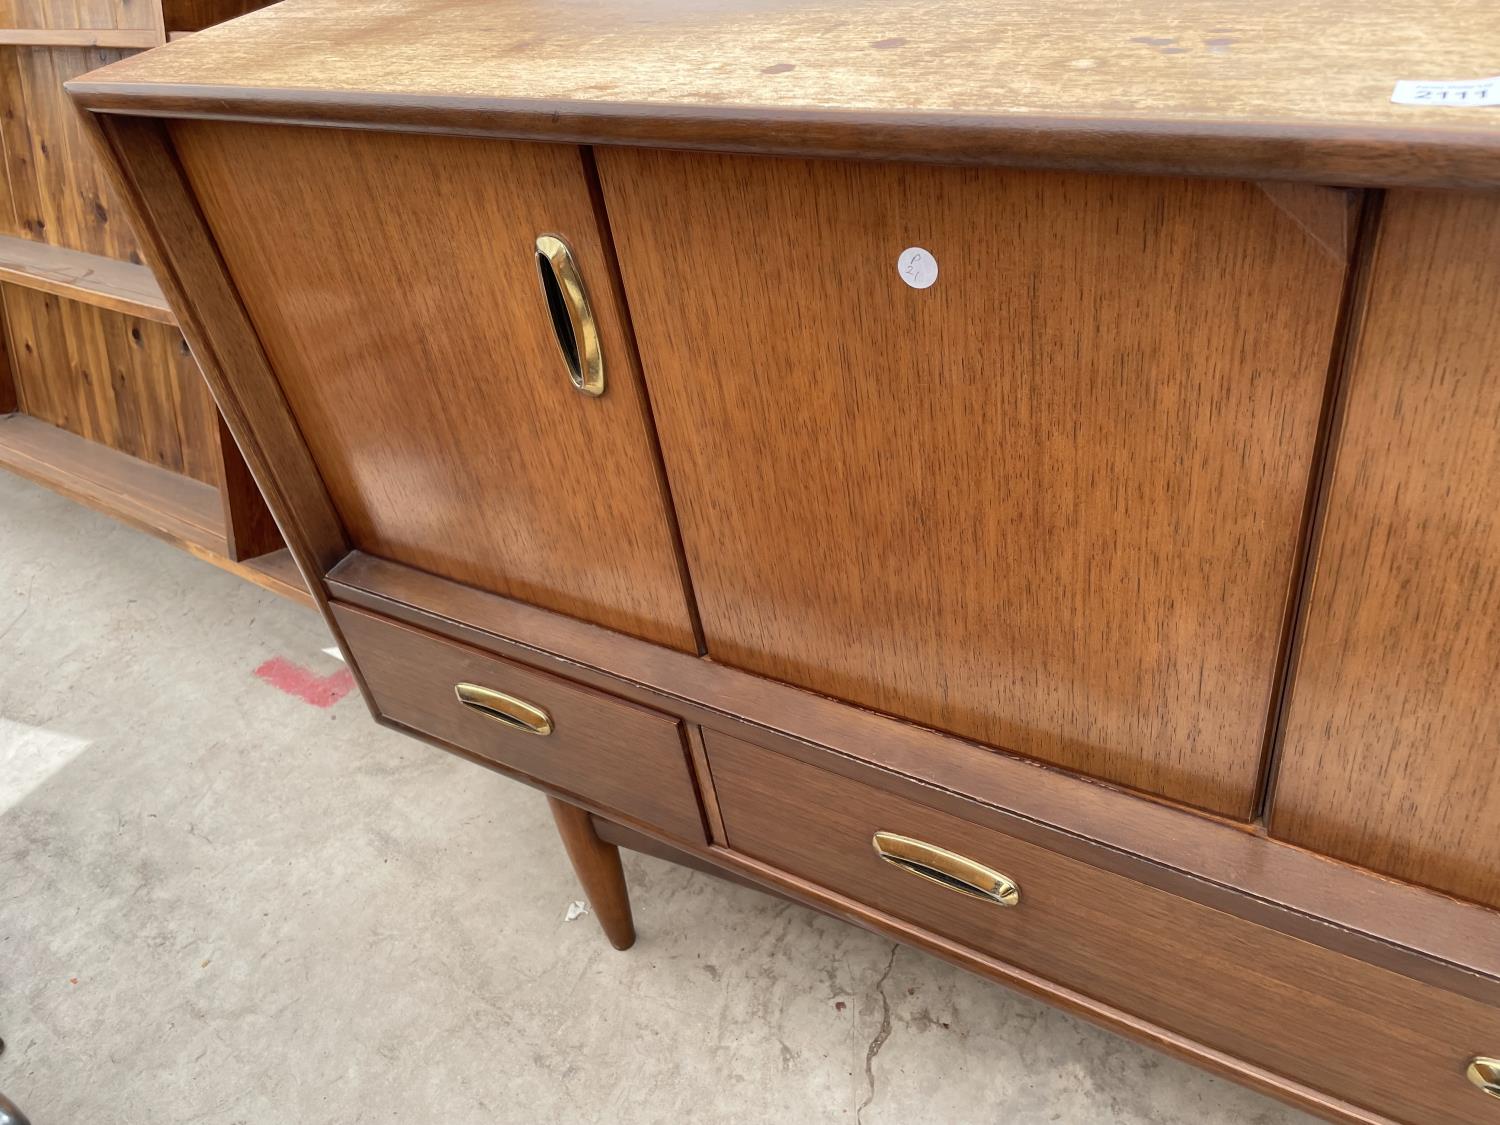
[{"x1": 547, "y1": 796, "x2": 636, "y2": 950}]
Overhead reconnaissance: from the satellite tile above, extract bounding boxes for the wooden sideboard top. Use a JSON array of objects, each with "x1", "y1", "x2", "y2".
[{"x1": 67, "y1": 0, "x2": 1500, "y2": 187}]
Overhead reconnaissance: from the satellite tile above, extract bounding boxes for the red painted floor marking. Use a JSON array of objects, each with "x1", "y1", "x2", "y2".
[{"x1": 253, "y1": 656, "x2": 355, "y2": 708}]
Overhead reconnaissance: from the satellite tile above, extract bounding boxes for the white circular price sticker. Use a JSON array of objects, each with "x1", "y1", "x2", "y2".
[{"x1": 897, "y1": 246, "x2": 938, "y2": 290}]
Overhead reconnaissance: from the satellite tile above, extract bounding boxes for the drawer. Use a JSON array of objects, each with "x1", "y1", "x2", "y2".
[
  {"x1": 705, "y1": 730, "x2": 1500, "y2": 1125},
  {"x1": 333, "y1": 604, "x2": 705, "y2": 842}
]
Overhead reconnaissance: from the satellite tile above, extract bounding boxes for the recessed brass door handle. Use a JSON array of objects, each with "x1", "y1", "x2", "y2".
[
  {"x1": 534, "y1": 233, "x2": 605, "y2": 397},
  {"x1": 1470, "y1": 1057, "x2": 1500, "y2": 1099},
  {"x1": 872, "y1": 832, "x2": 1020, "y2": 907},
  {"x1": 454, "y1": 683, "x2": 554, "y2": 736}
]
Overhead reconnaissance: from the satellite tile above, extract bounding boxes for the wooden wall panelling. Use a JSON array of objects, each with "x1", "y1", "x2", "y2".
[
  {"x1": 7, "y1": 0, "x2": 158, "y2": 31},
  {"x1": 167, "y1": 119, "x2": 699, "y2": 651},
  {"x1": 7, "y1": 47, "x2": 143, "y2": 258},
  {"x1": 14, "y1": 282, "x2": 190, "y2": 474},
  {"x1": 0, "y1": 47, "x2": 46, "y2": 240},
  {"x1": 1271, "y1": 190, "x2": 1500, "y2": 910},
  {"x1": 599, "y1": 149, "x2": 1350, "y2": 817},
  {"x1": 3, "y1": 281, "x2": 216, "y2": 480}
]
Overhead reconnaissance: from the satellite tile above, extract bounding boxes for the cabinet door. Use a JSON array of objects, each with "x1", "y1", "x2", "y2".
[
  {"x1": 600, "y1": 150, "x2": 1350, "y2": 816},
  {"x1": 170, "y1": 123, "x2": 697, "y2": 651},
  {"x1": 1271, "y1": 192, "x2": 1500, "y2": 907}
]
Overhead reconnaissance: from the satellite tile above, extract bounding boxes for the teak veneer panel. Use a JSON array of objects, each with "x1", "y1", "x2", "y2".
[
  {"x1": 1272, "y1": 191, "x2": 1500, "y2": 910},
  {"x1": 602, "y1": 150, "x2": 1346, "y2": 816},
  {"x1": 65, "y1": 0, "x2": 1500, "y2": 187},
  {"x1": 708, "y1": 731, "x2": 1500, "y2": 1125},
  {"x1": 334, "y1": 603, "x2": 706, "y2": 843},
  {"x1": 169, "y1": 121, "x2": 697, "y2": 652},
  {"x1": 326, "y1": 550, "x2": 1500, "y2": 1004}
]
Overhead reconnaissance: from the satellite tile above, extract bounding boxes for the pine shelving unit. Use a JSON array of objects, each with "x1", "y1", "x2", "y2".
[{"x1": 0, "y1": 0, "x2": 306, "y2": 604}]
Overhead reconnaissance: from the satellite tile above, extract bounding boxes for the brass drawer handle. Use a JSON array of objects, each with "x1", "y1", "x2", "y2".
[
  {"x1": 535, "y1": 233, "x2": 605, "y2": 397},
  {"x1": 454, "y1": 683, "x2": 554, "y2": 736},
  {"x1": 1470, "y1": 1057, "x2": 1500, "y2": 1099},
  {"x1": 872, "y1": 832, "x2": 1020, "y2": 907}
]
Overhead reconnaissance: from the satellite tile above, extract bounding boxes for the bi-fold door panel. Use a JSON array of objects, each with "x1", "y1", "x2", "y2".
[
  {"x1": 168, "y1": 121, "x2": 698, "y2": 653},
  {"x1": 1271, "y1": 191, "x2": 1500, "y2": 910},
  {"x1": 599, "y1": 149, "x2": 1350, "y2": 818}
]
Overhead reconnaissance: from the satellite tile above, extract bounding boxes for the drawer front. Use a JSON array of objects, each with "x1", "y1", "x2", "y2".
[
  {"x1": 600, "y1": 149, "x2": 1351, "y2": 817},
  {"x1": 334, "y1": 604, "x2": 705, "y2": 842},
  {"x1": 705, "y1": 730, "x2": 1500, "y2": 1125}
]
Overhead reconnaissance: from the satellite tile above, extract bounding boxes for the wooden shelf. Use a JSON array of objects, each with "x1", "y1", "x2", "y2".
[
  {"x1": 0, "y1": 27, "x2": 163, "y2": 48},
  {"x1": 0, "y1": 235, "x2": 175, "y2": 323},
  {"x1": 0, "y1": 413, "x2": 226, "y2": 555},
  {"x1": 243, "y1": 547, "x2": 314, "y2": 606}
]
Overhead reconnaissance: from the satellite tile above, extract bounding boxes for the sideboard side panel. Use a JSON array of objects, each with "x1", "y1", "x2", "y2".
[{"x1": 1271, "y1": 190, "x2": 1500, "y2": 909}]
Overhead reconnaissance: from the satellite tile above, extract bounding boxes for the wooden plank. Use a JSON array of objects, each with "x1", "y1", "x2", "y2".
[
  {"x1": 0, "y1": 28, "x2": 162, "y2": 47},
  {"x1": 8, "y1": 0, "x2": 160, "y2": 32},
  {"x1": 16, "y1": 46, "x2": 143, "y2": 259},
  {"x1": 0, "y1": 231, "x2": 172, "y2": 320},
  {"x1": 0, "y1": 411, "x2": 226, "y2": 551},
  {"x1": 0, "y1": 46, "x2": 46, "y2": 240},
  {"x1": 600, "y1": 149, "x2": 1348, "y2": 817},
  {"x1": 1271, "y1": 190, "x2": 1500, "y2": 910},
  {"x1": 2, "y1": 282, "x2": 215, "y2": 481},
  {"x1": 65, "y1": 0, "x2": 1500, "y2": 188},
  {"x1": 323, "y1": 550, "x2": 1500, "y2": 1008}
]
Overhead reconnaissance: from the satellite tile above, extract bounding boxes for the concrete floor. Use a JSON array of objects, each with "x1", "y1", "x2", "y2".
[{"x1": 0, "y1": 470, "x2": 1317, "y2": 1125}]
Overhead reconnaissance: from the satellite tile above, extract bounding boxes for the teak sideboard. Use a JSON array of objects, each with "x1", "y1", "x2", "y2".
[{"x1": 67, "y1": 2, "x2": 1500, "y2": 1121}]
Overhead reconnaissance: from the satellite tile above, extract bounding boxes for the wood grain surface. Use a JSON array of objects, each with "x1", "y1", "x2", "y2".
[
  {"x1": 334, "y1": 602, "x2": 706, "y2": 842},
  {"x1": 170, "y1": 121, "x2": 698, "y2": 651},
  {"x1": 0, "y1": 411, "x2": 225, "y2": 550},
  {"x1": 0, "y1": 46, "x2": 145, "y2": 259},
  {"x1": 67, "y1": 0, "x2": 1500, "y2": 187},
  {"x1": 0, "y1": 232, "x2": 171, "y2": 321},
  {"x1": 708, "y1": 730, "x2": 1500, "y2": 1125},
  {"x1": 326, "y1": 551, "x2": 1500, "y2": 1004},
  {"x1": 602, "y1": 149, "x2": 1347, "y2": 816},
  {"x1": 548, "y1": 796, "x2": 636, "y2": 950},
  {"x1": 0, "y1": 308, "x2": 15, "y2": 413},
  {"x1": 1271, "y1": 191, "x2": 1500, "y2": 910},
  {"x1": 2, "y1": 282, "x2": 215, "y2": 481},
  {"x1": 1, "y1": 0, "x2": 160, "y2": 31}
]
